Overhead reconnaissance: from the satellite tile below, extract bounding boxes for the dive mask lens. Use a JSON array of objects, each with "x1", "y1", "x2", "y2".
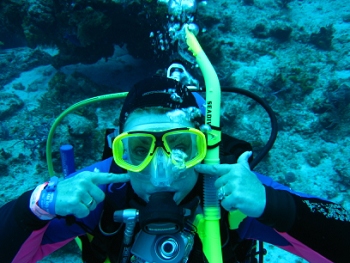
[
  {"x1": 163, "y1": 128, "x2": 207, "y2": 168},
  {"x1": 112, "y1": 133, "x2": 155, "y2": 172}
]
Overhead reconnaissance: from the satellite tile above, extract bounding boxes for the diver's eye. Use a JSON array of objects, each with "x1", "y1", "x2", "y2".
[
  {"x1": 166, "y1": 133, "x2": 192, "y2": 159},
  {"x1": 133, "y1": 146, "x2": 149, "y2": 158}
]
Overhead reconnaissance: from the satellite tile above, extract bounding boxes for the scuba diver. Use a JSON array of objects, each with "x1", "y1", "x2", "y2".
[
  {"x1": 0, "y1": 1, "x2": 349, "y2": 263},
  {"x1": 1, "y1": 66, "x2": 350, "y2": 263}
]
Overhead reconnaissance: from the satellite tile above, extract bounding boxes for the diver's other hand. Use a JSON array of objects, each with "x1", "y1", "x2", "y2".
[
  {"x1": 194, "y1": 151, "x2": 266, "y2": 218},
  {"x1": 55, "y1": 171, "x2": 130, "y2": 218}
]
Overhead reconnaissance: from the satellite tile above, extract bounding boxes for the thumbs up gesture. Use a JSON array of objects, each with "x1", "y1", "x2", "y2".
[{"x1": 195, "y1": 151, "x2": 266, "y2": 218}]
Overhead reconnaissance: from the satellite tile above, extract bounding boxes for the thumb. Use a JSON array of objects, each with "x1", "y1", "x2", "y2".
[{"x1": 237, "y1": 151, "x2": 252, "y2": 170}]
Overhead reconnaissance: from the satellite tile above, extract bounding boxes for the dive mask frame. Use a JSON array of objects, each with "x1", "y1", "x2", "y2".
[{"x1": 112, "y1": 127, "x2": 207, "y2": 172}]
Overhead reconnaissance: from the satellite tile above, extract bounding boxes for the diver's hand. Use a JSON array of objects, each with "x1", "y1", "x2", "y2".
[
  {"x1": 194, "y1": 151, "x2": 266, "y2": 218},
  {"x1": 55, "y1": 170, "x2": 130, "y2": 218}
]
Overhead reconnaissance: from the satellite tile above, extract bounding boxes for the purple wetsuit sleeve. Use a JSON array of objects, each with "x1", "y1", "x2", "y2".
[
  {"x1": 255, "y1": 174, "x2": 350, "y2": 263},
  {"x1": 0, "y1": 158, "x2": 114, "y2": 262},
  {"x1": 0, "y1": 190, "x2": 49, "y2": 262}
]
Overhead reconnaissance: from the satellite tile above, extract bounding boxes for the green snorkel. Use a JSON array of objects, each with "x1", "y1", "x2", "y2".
[
  {"x1": 46, "y1": 93, "x2": 128, "y2": 176},
  {"x1": 184, "y1": 25, "x2": 223, "y2": 263}
]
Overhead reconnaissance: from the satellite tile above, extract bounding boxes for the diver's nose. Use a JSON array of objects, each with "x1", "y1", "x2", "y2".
[{"x1": 150, "y1": 148, "x2": 173, "y2": 187}]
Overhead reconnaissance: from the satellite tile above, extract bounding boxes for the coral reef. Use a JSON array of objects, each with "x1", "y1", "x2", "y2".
[
  {"x1": 277, "y1": 0, "x2": 294, "y2": 9},
  {"x1": 0, "y1": 0, "x2": 27, "y2": 49},
  {"x1": 252, "y1": 23, "x2": 269, "y2": 39},
  {"x1": 317, "y1": 82, "x2": 350, "y2": 130},
  {"x1": 0, "y1": 47, "x2": 52, "y2": 87},
  {"x1": 310, "y1": 25, "x2": 334, "y2": 50},
  {"x1": 1, "y1": 0, "x2": 172, "y2": 68},
  {"x1": 0, "y1": 92, "x2": 24, "y2": 120},
  {"x1": 269, "y1": 26, "x2": 293, "y2": 42}
]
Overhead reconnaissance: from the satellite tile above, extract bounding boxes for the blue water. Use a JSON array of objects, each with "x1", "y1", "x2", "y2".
[{"x1": 0, "y1": 1, "x2": 349, "y2": 262}]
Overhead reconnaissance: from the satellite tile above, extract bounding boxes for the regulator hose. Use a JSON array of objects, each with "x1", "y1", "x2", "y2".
[{"x1": 220, "y1": 86, "x2": 278, "y2": 170}]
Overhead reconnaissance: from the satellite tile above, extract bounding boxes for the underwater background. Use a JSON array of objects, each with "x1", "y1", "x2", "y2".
[{"x1": 0, "y1": 0, "x2": 349, "y2": 262}]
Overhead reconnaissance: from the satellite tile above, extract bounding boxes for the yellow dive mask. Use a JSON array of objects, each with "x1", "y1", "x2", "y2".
[{"x1": 112, "y1": 127, "x2": 207, "y2": 173}]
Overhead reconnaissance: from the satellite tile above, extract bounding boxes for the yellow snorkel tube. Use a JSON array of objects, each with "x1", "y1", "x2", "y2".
[{"x1": 184, "y1": 25, "x2": 223, "y2": 263}]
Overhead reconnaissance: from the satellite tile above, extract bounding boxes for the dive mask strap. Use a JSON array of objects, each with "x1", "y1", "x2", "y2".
[{"x1": 107, "y1": 128, "x2": 119, "y2": 149}]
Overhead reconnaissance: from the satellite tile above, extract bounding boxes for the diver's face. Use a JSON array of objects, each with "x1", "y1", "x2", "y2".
[{"x1": 123, "y1": 112, "x2": 199, "y2": 204}]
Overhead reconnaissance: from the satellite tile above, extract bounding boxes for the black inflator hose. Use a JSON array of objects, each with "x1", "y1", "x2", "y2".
[{"x1": 202, "y1": 87, "x2": 278, "y2": 170}]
